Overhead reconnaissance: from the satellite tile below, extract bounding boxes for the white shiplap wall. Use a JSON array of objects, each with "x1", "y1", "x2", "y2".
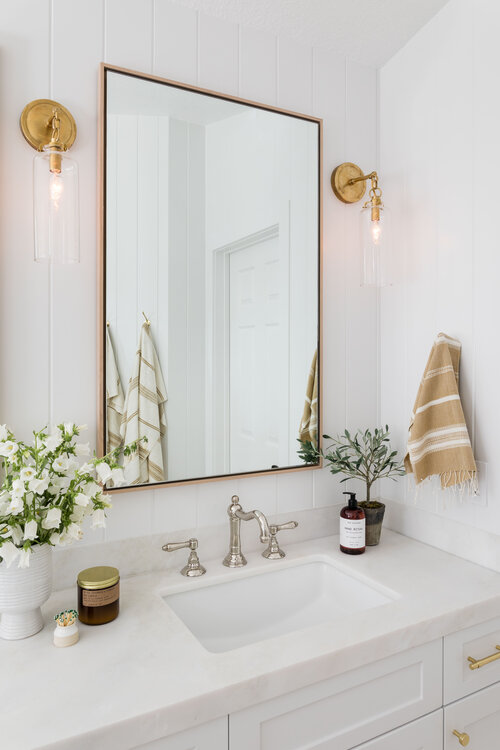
[
  {"x1": 0, "y1": 0, "x2": 378, "y2": 544},
  {"x1": 379, "y1": 0, "x2": 500, "y2": 570}
]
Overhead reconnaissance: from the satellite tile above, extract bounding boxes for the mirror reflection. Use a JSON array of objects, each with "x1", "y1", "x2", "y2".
[{"x1": 103, "y1": 68, "x2": 320, "y2": 487}]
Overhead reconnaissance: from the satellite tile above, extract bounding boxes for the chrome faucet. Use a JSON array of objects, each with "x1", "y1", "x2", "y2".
[{"x1": 223, "y1": 495, "x2": 270, "y2": 567}]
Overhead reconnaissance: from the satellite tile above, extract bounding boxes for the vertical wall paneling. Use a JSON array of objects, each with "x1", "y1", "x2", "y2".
[
  {"x1": 277, "y1": 37, "x2": 313, "y2": 114},
  {"x1": 239, "y1": 26, "x2": 277, "y2": 105},
  {"x1": 198, "y1": 13, "x2": 238, "y2": 94},
  {"x1": 153, "y1": 1, "x2": 198, "y2": 84},
  {"x1": 379, "y1": 0, "x2": 500, "y2": 566},
  {"x1": 0, "y1": 1, "x2": 51, "y2": 437},
  {"x1": 311, "y1": 48, "x2": 347, "y2": 508},
  {"x1": 105, "y1": 0, "x2": 154, "y2": 72},
  {"x1": 0, "y1": 0, "x2": 380, "y2": 542},
  {"x1": 51, "y1": 0, "x2": 104, "y2": 433}
]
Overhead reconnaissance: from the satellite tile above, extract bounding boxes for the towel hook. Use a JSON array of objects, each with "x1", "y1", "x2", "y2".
[
  {"x1": 106, "y1": 320, "x2": 110, "y2": 327},
  {"x1": 142, "y1": 311, "x2": 151, "y2": 326}
]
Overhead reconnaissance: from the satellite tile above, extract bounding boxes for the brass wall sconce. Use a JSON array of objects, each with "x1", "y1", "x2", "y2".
[
  {"x1": 331, "y1": 162, "x2": 391, "y2": 287},
  {"x1": 20, "y1": 99, "x2": 79, "y2": 264}
]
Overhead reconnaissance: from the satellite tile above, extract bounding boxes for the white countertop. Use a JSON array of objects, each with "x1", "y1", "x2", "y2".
[{"x1": 4, "y1": 530, "x2": 500, "y2": 750}]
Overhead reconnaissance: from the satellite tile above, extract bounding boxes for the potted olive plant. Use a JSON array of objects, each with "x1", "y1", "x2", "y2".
[{"x1": 299, "y1": 426, "x2": 405, "y2": 545}]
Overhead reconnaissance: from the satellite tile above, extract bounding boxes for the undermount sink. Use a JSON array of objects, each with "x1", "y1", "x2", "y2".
[{"x1": 163, "y1": 558, "x2": 397, "y2": 653}]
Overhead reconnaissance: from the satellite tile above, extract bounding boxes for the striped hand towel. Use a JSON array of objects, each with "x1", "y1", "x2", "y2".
[
  {"x1": 120, "y1": 323, "x2": 167, "y2": 484},
  {"x1": 106, "y1": 328, "x2": 124, "y2": 453},
  {"x1": 298, "y1": 349, "x2": 318, "y2": 449},
  {"x1": 405, "y1": 333, "x2": 477, "y2": 490}
]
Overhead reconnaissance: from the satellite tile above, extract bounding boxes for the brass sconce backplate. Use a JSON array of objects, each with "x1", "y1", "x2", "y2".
[
  {"x1": 20, "y1": 99, "x2": 77, "y2": 151},
  {"x1": 331, "y1": 162, "x2": 366, "y2": 204}
]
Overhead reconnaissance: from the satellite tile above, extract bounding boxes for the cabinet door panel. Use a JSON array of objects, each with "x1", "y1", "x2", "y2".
[
  {"x1": 444, "y1": 614, "x2": 500, "y2": 703},
  {"x1": 352, "y1": 710, "x2": 443, "y2": 749},
  {"x1": 444, "y1": 681, "x2": 500, "y2": 749},
  {"x1": 132, "y1": 717, "x2": 227, "y2": 750},
  {"x1": 230, "y1": 640, "x2": 442, "y2": 750}
]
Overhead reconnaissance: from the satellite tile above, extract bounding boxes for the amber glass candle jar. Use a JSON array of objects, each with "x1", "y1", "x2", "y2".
[{"x1": 77, "y1": 566, "x2": 120, "y2": 625}]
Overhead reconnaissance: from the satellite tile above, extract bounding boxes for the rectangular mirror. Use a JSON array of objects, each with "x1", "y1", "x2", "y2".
[{"x1": 98, "y1": 64, "x2": 322, "y2": 490}]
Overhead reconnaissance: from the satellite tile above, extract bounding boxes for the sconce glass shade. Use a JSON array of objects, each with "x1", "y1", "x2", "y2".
[
  {"x1": 33, "y1": 147, "x2": 79, "y2": 263},
  {"x1": 360, "y1": 202, "x2": 391, "y2": 287}
]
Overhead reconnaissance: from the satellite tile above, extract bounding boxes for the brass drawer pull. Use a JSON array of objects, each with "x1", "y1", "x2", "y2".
[
  {"x1": 467, "y1": 644, "x2": 500, "y2": 670},
  {"x1": 452, "y1": 730, "x2": 470, "y2": 746}
]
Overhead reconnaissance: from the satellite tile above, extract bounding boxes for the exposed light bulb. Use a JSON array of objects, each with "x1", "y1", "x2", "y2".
[
  {"x1": 371, "y1": 220, "x2": 382, "y2": 245},
  {"x1": 49, "y1": 173, "x2": 64, "y2": 209}
]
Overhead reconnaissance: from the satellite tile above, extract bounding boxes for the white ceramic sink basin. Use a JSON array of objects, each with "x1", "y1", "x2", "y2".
[{"x1": 163, "y1": 558, "x2": 396, "y2": 652}]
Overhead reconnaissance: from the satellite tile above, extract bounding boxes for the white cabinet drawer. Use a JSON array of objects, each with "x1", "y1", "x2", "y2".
[
  {"x1": 444, "y1": 681, "x2": 500, "y2": 749},
  {"x1": 352, "y1": 710, "x2": 443, "y2": 750},
  {"x1": 230, "y1": 639, "x2": 442, "y2": 750},
  {"x1": 444, "y1": 614, "x2": 500, "y2": 703},
  {"x1": 132, "y1": 717, "x2": 228, "y2": 749}
]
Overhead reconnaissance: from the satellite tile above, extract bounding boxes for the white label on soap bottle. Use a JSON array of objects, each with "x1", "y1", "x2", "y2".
[{"x1": 340, "y1": 517, "x2": 365, "y2": 549}]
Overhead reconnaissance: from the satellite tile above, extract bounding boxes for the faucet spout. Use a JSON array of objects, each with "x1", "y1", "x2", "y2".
[
  {"x1": 223, "y1": 496, "x2": 271, "y2": 567},
  {"x1": 252, "y1": 509, "x2": 271, "y2": 543}
]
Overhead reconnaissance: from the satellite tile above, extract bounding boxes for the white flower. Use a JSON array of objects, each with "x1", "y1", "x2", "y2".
[
  {"x1": 66, "y1": 522, "x2": 83, "y2": 540},
  {"x1": 111, "y1": 467, "x2": 125, "y2": 487},
  {"x1": 44, "y1": 430, "x2": 63, "y2": 452},
  {"x1": 63, "y1": 422, "x2": 75, "y2": 435},
  {"x1": 83, "y1": 481, "x2": 100, "y2": 498},
  {"x1": 74, "y1": 442, "x2": 90, "y2": 457},
  {"x1": 0, "y1": 441, "x2": 18, "y2": 458},
  {"x1": 18, "y1": 548, "x2": 31, "y2": 568},
  {"x1": 71, "y1": 506, "x2": 85, "y2": 524},
  {"x1": 11, "y1": 478, "x2": 25, "y2": 499},
  {"x1": 101, "y1": 494, "x2": 112, "y2": 509},
  {"x1": 75, "y1": 492, "x2": 90, "y2": 507},
  {"x1": 91, "y1": 509, "x2": 106, "y2": 528},
  {"x1": 0, "y1": 541, "x2": 19, "y2": 568},
  {"x1": 9, "y1": 525, "x2": 23, "y2": 545},
  {"x1": 0, "y1": 424, "x2": 8, "y2": 441},
  {"x1": 77, "y1": 424, "x2": 88, "y2": 432},
  {"x1": 28, "y1": 476, "x2": 49, "y2": 495},
  {"x1": 7, "y1": 496, "x2": 24, "y2": 515},
  {"x1": 23, "y1": 520, "x2": 38, "y2": 541},
  {"x1": 95, "y1": 462, "x2": 112, "y2": 483},
  {"x1": 42, "y1": 507, "x2": 62, "y2": 530},
  {"x1": 20, "y1": 467, "x2": 37, "y2": 482},
  {"x1": 52, "y1": 456, "x2": 69, "y2": 473},
  {"x1": 49, "y1": 532, "x2": 61, "y2": 546}
]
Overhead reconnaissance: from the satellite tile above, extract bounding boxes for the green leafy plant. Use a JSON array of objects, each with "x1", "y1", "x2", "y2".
[{"x1": 299, "y1": 426, "x2": 405, "y2": 506}]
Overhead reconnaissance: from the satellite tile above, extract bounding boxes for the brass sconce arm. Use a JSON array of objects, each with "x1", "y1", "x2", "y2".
[{"x1": 331, "y1": 162, "x2": 380, "y2": 204}]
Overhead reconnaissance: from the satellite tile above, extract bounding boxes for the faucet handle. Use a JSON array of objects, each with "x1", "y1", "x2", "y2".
[
  {"x1": 263, "y1": 521, "x2": 298, "y2": 559},
  {"x1": 162, "y1": 538, "x2": 206, "y2": 577}
]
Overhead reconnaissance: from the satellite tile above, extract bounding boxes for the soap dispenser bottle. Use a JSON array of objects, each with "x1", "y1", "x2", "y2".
[{"x1": 339, "y1": 491, "x2": 365, "y2": 555}]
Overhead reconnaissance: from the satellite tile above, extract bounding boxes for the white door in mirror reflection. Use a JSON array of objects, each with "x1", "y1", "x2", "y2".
[{"x1": 229, "y1": 235, "x2": 289, "y2": 474}]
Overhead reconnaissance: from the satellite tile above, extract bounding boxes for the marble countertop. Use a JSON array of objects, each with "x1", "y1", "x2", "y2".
[{"x1": 4, "y1": 530, "x2": 500, "y2": 750}]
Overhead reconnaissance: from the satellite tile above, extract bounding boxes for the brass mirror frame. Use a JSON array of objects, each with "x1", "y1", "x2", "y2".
[{"x1": 97, "y1": 63, "x2": 323, "y2": 493}]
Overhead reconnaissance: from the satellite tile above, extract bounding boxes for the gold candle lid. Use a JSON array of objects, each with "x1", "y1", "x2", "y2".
[{"x1": 77, "y1": 566, "x2": 119, "y2": 590}]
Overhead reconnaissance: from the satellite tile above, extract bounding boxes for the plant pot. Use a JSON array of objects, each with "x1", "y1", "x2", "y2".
[
  {"x1": 0, "y1": 545, "x2": 52, "y2": 640},
  {"x1": 359, "y1": 501, "x2": 386, "y2": 546}
]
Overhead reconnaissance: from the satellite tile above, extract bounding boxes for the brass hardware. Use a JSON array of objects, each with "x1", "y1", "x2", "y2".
[
  {"x1": 262, "y1": 521, "x2": 298, "y2": 559},
  {"x1": 467, "y1": 644, "x2": 500, "y2": 670},
  {"x1": 331, "y1": 162, "x2": 367, "y2": 204},
  {"x1": 331, "y1": 162, "x2": 383, "y2": 216},
  {"x1": 19, "y1": 99, "x2": 77, "y2": 153},
  {"x1": 452, "y1": 730, "x2": 470, "y2": 746},
  {"x1": 162, "y1": 538, "x2": 206, "y2": 577},
  {"x1": 142, "y1": 311, "x2": 151, "y2": 326}
]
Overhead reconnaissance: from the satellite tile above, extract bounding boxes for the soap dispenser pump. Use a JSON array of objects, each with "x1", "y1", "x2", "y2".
[{"x1": 340, "y1": 491, "x2": 365, "y2": 555}]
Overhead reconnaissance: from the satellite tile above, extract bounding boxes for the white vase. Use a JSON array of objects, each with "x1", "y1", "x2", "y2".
[{"x1": 0, "y1": 545, "x2": 52, "y2": 640}]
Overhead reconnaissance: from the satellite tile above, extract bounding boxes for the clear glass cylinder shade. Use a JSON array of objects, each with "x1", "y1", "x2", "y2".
[
  {"x1": 360, "y1": 202, "x2": 391, "y2": 287},
  {"x1": 33, "y1": 148, "x2": 79, "y2": 263}
]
